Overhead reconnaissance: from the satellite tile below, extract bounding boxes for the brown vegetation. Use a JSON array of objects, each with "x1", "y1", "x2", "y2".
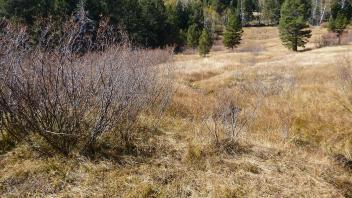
[
  {"x1": 1, "y1": 26, "x2": 352, "y2": 197},
  {"x1": 0, "y1": 20, "x2": 174, "y2": 156}
]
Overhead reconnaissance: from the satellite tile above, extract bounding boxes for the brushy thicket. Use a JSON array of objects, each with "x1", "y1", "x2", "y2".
[
  {"x1": 0, "y1": 15, "x2": 174, "y2": 156},
  {"x1": 315, "y1": 31, "x2": 352, "y2": 48}
]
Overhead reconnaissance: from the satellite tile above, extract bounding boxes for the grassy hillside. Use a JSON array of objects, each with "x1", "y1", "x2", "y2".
[{"x1": 1, "y1": 26, "x2": 352, "y2": 197}]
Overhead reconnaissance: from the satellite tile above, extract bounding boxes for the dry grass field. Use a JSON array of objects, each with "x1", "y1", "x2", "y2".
[{"x1": 1, "y1": 26, "x2": 352, "y2": 197}]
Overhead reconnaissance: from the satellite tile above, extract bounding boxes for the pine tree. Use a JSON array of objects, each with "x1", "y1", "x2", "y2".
[
  {"x1": 330, "y1": 0, "x2": 352, "y2": 22},
  {"x1": 138, "y1": 0, "x2": 168, "y2": 47},
  {"x1": 329, "y1": 13, "x2": 348, "y2": 44},
  {"x1": 279, "y1": 0, "x2": 312, "y2": 51},
  {"x1": 328, "y1": 0, "x2": 352, "y2": 44},
  {"x1": 262, "y1": 0, "x2": 281, "y2": 25},
  {"x1": 198, "y1": 29, "x2": 212, "y2": 57},
  {"x1": 0, "y1": 0, "x2": 6, "y2": 16},
  {"x1": 187, "y1": 24, "x2": 200, "y2": 48},
  {"x1": 223, "y1": 10, "x2": 243, "y2": 49},
  {"x1": 4, "y1": 0, "x2": 74, "y2": 24},
  {"x1": 189, "y1": 0, "x2": 204, "y2": 29},
  {"x1": 239, "y1": 0, "x2": 257, "y2": 25}
]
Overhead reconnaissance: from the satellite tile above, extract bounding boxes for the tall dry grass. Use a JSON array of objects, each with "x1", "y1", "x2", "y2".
[{"x1": 170, "y1": 32, "x2": 352, "y2": 163}]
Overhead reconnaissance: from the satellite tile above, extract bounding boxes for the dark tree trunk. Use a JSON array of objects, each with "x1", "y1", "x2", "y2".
[
  {"x1": 337, "y1": 33, "x2": 341, "y2": 45},
  {"x1": 293, "y1": 39, "x2": 298, "y2": 51},
  {"x1": 293, "y1": 36, "x2": 298, "y2": 51}
]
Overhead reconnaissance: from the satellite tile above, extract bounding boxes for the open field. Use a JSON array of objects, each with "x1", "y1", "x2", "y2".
[{"x1": 1, "y1": 26, "x2": 352, "y2": 197}]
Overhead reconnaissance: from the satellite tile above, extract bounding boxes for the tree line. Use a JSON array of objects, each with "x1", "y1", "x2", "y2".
[{"x1": 0, "y1": 0, "x2": 351, "y2": 54}]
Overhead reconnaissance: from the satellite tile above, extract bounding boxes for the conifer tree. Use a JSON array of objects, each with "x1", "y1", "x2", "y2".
[
  {"x1": 262, "y1": 0, "x2": 281, "y2": 25},
  {"x1": 328, "y1": 0, "x2": 352, "y2": 44},
  {"x1": 0, "y1": 0, "x2": 6, "y2": 16},
  {"x1": 187, "y1": 24, "x2": 200, "y2": 48},
  {"x1": 329, "y1": 13, "x2": 349, "y2": 44},
  {"x1": 223, "y1": 10, "x2": 243, "y2": 49},
  {"x1": 279, "y1": 0, "x2": 312, "y2": 51},
  {"x1": 198, "y1": 28, "x2": 212, "y2": 57}
]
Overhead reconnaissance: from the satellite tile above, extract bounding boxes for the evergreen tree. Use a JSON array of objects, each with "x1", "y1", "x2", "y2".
[
  {"x1": 173, "y1": 1, "x2": 191, "y2": 30},
  {"x1": 189, "y1": 0, "x2": 204, "y2": 29},
  {"x1": 0, "y1": 0, "x2": 207, "y2": 49},
  {"x1": 138, "y1": 0, "x2": 169, "y2": 47},
  {"x1": 223, "y1": 10, "x2": 243, "y2": 49},
  {"x1": 0, "y1": 0, "x2": 6, "y2": 16},
  {"x1": 239, "y1": 0, "x2": 257, "y2": 24},
  {"x1": 198, "y1": 28, "x2": 212, "y2": 57},
  {"x1": 279, "y1": 0, "x2": 312, "y2": 51},
  {"x1": 208, "y1": 0, "x2": 233, "y2": 13},
  {"x1": 330, "y1": 0, "x2": 352, "y2": 22},
  {"x1": 187, "y1": 24, "x2": 200, "y2": 48},
  {"x1": 262, "y1": 0, "x2": 281, "y2": 25},
  {"x1": 329, "y1": 13, "x2": 349, "y2": 44},
  {"x1": 328, "y1": 0, "x2": 352, "y2": 44},
  {"x1": 3, "y1": 0, "x2": 75, "y2": 24},
  {"x1": 106, "y1": 0, "x2": 142, "y2": 45},
  {"x1": 165, "y1": 3, "x2": 183, "y2": 47},
  {"x1": 301, "y1": 0, "x2": 312, "y2": 20}
]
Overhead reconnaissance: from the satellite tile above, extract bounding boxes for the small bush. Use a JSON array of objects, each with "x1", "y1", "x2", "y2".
[
  {"x1": 0, "y1": 18, "x2": 174, "y2": 156},
  {"x1": 201, "y1": 90, "x2": 257, "y2": 146},
  {"x1": 315, "y1": 32, "x2": 352, "y2": 48},
  {"x1": 186, "y1": 144, "x2": 203, "y2": 162}
]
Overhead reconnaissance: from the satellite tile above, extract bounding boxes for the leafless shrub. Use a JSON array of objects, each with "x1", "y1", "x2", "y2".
[
  {"x1": 315, "y1": 32, "x2": 352, "y2": 48},
  {"x1": 0, "y1": 17, "x2": 174, "y2": 156},
  {"x1": 339, "y1": 31, "x2": 352, "y2": 45},
  {"x1": 202, "y1": 90, "x2": 258, "y2": 148},
  {"x1": 315, "y1": 32, "x2": 338, "y2": 48}
]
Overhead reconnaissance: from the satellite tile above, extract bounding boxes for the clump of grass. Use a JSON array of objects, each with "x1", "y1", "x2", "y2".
[
  {"x1": 0, "y1": 131, "x2": 16, "y2": 154},
  {"x1": 185, "y1": 143, "x2": 204, "y2": 165},
  {"x1": 125, "y1": 184, "x2": 159, "y2": 198},
  {"x1": 214, "y1": 186, "x2": 247, "y2": 198}
]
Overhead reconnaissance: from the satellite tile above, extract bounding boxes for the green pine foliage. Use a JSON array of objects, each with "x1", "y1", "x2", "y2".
[
  {"x1": 187, "y1": 24, "x2": 200, "y2": 48},
  {"x1": 207, "y1": 0, "x2": 235, "y2": 14},
  {"x1": 279, "y1": 0, "x2": 311, "y2": 51},
  {"x1": 329, "y1": 0, "x2": 352, "y2": 44},
  {"x1": 223, "y1": 10, "x2": 243, "y2": 49},
  {"x1": 138, "y1": 0, "x2": 168, "y2": 47},
  {"x1": 3, "y1": 0, "x2": 345, "y2": 50},
  {"x1": 198, "y1": 28, "x2": 212, "y2": 57},
  {"x1": 0, "y1": 0, "x2": 6, "y2": 16},
  {"x1": 329, "y1": 13, "x2": 349, "y2": 44},
  {"x1": 0, "y1": 0, "x2": 207, "y2": 49},
  {"x1": 262, "y1": 0, "x2": 281, "y2": 25},
  {"x1": 242, "y1": 0, "x2": 257, "y2": 24},
  {"x1": 330, "y1": 0, "x2": 352, "y2": 22}
]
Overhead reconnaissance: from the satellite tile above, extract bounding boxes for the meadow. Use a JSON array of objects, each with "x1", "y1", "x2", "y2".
[{"x1": 1, "y1": 26, "x2": 352, "y2": 197}]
